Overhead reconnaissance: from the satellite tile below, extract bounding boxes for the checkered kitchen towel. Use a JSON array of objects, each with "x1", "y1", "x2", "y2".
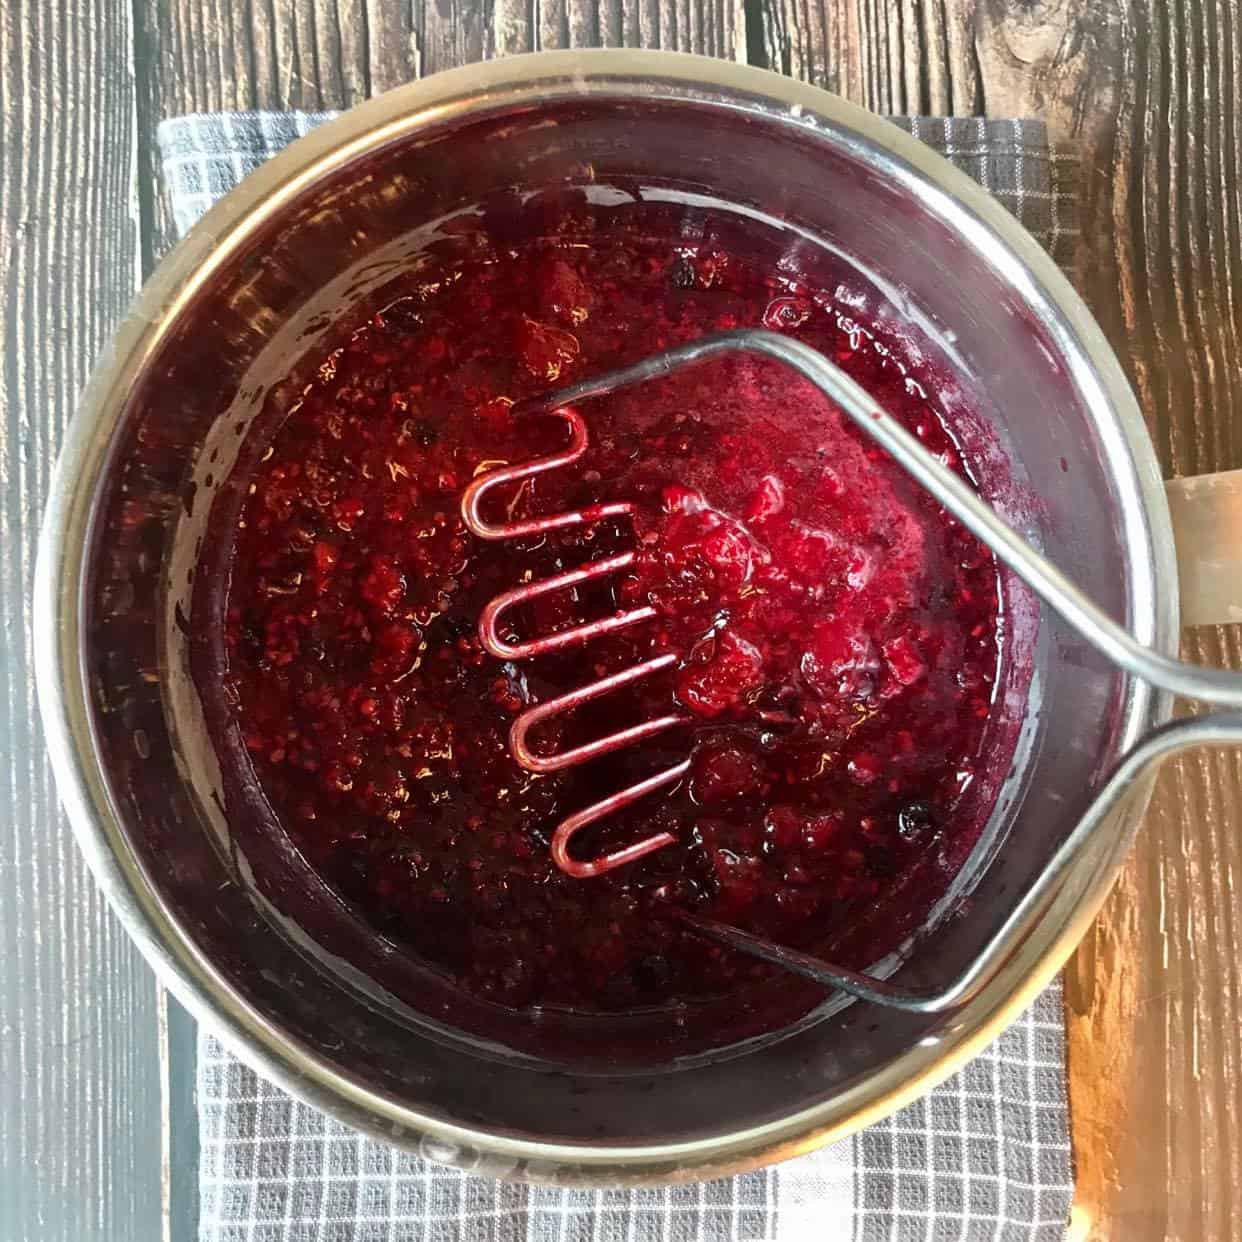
[{"x1": 159, "y1": 112, "x2": 1077, "y2": 1242}]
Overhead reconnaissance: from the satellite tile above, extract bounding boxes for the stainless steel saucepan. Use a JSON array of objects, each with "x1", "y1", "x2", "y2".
[{"x1": 34, "y1": 50, "x2": 1242, "y2": 1183}]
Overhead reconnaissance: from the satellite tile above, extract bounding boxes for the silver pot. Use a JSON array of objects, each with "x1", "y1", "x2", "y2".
[{"x1": 33, "y1": 50, "x2": 1223, "y2": 1182}]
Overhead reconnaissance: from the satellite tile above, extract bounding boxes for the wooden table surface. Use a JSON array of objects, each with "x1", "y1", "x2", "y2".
[{"x1": 2, "y1": 1, "x2": 1239, "y2": 1238}]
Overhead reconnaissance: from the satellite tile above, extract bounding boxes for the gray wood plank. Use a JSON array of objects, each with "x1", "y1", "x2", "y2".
[
  {"x1": 0, "y1": 3, "x2": 165, "y2": 1241},
  {"x1": 143, "y1": 0, "x2": 748, "y2": 116},
  {"x1": 163, "y1": 994, "x2": 200, "y2": 1242},
  {"x1": 137, "y1": 0, "x2": 750, "y2": 257}
]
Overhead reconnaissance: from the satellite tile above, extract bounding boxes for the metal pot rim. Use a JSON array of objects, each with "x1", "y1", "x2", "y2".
[{"x1": 34, "y1": 49, "x2": 1177, "y2": 1181}]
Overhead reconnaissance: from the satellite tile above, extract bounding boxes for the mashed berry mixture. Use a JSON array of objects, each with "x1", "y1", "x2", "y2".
[{"x1": 199, "y1": 221, "x2": 1006, "y2": 1018}]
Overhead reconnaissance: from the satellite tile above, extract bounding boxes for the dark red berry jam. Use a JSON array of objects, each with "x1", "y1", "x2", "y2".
[{"x1": 195, "y1": 217, "x2": 1012, "y2": 1026}]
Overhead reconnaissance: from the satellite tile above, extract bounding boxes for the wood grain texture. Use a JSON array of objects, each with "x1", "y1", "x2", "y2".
[
  {"x1": 0, "y1": 3, "x2": 165, "y2": 1242},
  {"x1": 134, "y1": 0, "x2": 419, "y2": 262},
  {"x1": 140, "y1": 0, "x2": 744, "y2": 118},
  {"x1": 758, "y1": 1, "x2": 1242, "y2": 1238},
  {"x1": 135, "y1": 0, "x2": 747, "y2": 273}
]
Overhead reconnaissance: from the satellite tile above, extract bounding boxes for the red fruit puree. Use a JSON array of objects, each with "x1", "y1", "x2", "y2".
[{"x1": 196, "y1": 221, "x2": 1010, "y2": 1024}]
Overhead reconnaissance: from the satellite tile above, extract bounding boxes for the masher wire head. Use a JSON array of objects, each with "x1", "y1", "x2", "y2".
[{"x1": 460, "y1": 404, "x2": 686, "y2": 879}]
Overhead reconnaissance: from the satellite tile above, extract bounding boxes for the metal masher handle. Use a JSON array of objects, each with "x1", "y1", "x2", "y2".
[
  {"x1": 516, "y1": 330, "x2": 1242, "y2": 709},
  {"x1": 514, "y1": 328, "x2": 1242, "y2": 1012}
]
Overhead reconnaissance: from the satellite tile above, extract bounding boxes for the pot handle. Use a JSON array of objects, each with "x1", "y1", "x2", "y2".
[{"x1": 1166, "y1": 469, "x2": 1242, "y2": 627}]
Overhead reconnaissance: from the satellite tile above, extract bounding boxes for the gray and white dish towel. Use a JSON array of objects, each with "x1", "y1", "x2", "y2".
[{"x1": 158, "y1": 111, "x2": 1077, "y2": 1242}]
